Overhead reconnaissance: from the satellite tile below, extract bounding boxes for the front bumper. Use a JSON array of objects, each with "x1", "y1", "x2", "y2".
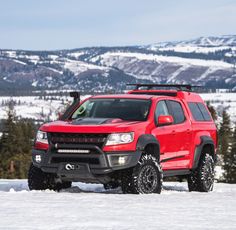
[{"x1": 32, "y1": 144, "x2": 141, "y2": 183}]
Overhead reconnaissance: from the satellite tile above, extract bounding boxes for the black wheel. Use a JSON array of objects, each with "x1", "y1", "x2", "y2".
[
  {"x1": 28, "y1": 163, "x2": 71, "y2": 191},
  {"x1": 121, "y1": 154, "x2": 163, "y2": 194},
  {"x1": 56, "y1": 181, "x2": 72, "y2": 191},
  {"x1": 188, "y1": 153, "x2": 215, "y2": 192},
  {"x1": 103, "y1": 181, "x2": 119, "y2": 190}
]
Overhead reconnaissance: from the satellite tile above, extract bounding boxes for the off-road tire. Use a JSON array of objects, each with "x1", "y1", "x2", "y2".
[
  {"x1": 103, "y1": 181, "x2": 120, "y2": 190},
  {"x1": 28, "y1": 163, "x2": 72, "y2": 191},
  {"x1": 121, "y1": 154, "x2": 163, "y2": 194},
  {"x1": 188, "y1": 153, "x2": 215, "y2": 192}
]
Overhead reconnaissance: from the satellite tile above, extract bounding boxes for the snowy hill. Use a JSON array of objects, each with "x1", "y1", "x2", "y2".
[
  {"x1": 92, "y1": 52, "x2": 235, "y2": 87},
  {"x1": 1, "y1": 35, "x2": 236, "y2": 93},
  {"x1": 148, "y1": 35, "x2": 236, "y2": 53},
  {"x1": 0, "y1": 179, "x2": 235, "y2": 230}
]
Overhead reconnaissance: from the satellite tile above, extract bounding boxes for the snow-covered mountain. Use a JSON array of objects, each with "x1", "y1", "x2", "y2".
[
  {"x1": 147, "y1": 35, "x2": 236, "y2": 53},
  {"x1": 1, "y1": 35, "x2": 236, "y2": 93}
]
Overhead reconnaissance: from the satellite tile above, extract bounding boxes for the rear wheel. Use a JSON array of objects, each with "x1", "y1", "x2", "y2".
[
  {"x1": 28, "y1": 163, "x2": 71, "y2": 191},
  {"x1": 121, "y1": 154, "x2": 162, "y2": 194},
  {"x1": 188, "y1": 153, "x2": 215, "y2": 192}
]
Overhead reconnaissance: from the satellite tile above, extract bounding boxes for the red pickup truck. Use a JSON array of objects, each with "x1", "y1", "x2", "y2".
[{"x1": 28, "y1": 84, "x2": 217, "y2": 194}]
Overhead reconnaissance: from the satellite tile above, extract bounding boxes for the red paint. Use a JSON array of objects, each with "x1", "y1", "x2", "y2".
[{"x1": 35, "y1": 89, "x2": 217, "y2": 172}]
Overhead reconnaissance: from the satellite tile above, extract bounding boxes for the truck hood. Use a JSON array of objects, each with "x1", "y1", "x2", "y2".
[{"x1": 40, "y1": 118, "x2": 146, "y2": 133}]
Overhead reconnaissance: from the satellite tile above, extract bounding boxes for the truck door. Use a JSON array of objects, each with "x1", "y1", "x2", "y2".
[
  {"x1": 165, "y1": 99, "x2": 192, "y2": 169},
  {"x1": 151, "y1": 100, "x2": 177, "y2": 170}
]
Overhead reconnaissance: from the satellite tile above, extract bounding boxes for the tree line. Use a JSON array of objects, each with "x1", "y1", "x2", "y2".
[
  {"x1": 208, "y1": 102, "x2": 236, "y2": 183},
  {"x1": 0, "y1": 102, "x2": 37, "y2": 178}
]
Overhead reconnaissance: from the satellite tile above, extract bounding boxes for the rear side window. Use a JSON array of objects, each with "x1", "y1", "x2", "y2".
[
  {"x1": 166, "y1": 100, "x2": 185, "y2": 124},
  {"x1": 197, "y1": 103, "x2": 212, "y2": 121},
  {"x1": 188, "y1": 103, "x2": 204, "y2": 121},
  {"x1": 188, "y1": 102, "x2": 212, "y2": 121}
]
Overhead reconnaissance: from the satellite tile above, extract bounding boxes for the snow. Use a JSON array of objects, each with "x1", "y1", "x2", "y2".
[
  {"x1": 157, "y1": 45, "x2": 233, "y2": 54},
  {"x1": 48, "y1": 55, "x2": 58, "y2": 60},
  {"x1": 148, "y1": 35, "x2": 236, "y2": 54},
  {"x1": 200, "y1": 93, "x2": 236, "y2": 122},
  {"x1": 3, "y1": 50, "x2": 17, "y2": 58},
  {"x1": 46, "y1": 67, "x2": 63, "y2": 74},
  {"x1": 99, "y1": 52, "x2": 233, "y2": 68},
  {"x1": 0, "y1": 180, "x2": 235, "y2": 230},
  {"x1": 68, "y1": 51, "x2": 85, "y2": 59},
  {"x1": 0, "y1": 96, "x2": 68, "y2": 121},
  {"x1": 64, "y1": 59, "x2": 107, "y2": 75},
  {"x1": 167, "y1": 65, "x2": 189, "y2": 83},
  {"x1": 12, "y1": 59, "x2": 27, "y2": 65},
  {"x1": 0, "y1": 95, "x2": 89, "y2": 121},
  {"x1": 18, "y1": 54, "x2": 40, "y2": 64}
]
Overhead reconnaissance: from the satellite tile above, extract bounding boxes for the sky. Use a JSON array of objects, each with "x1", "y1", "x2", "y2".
[{"x1": 0, "y1": 0, "x2": 236, "y2": 50}]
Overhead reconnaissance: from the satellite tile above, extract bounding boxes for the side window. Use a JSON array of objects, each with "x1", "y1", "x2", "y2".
[
  {"x1": 155, "y1": 100, "x2": 169, "y2": 123},
  {"x1": 188, "y1": 102, "x2": 212, "y2": 121},
  {"x1": 188, "y1": 103, "x2": 204, "y2": 121},
  {"x1": 166, "y1": 100, "x2": 185, "y2": 124},
  {"x1": 197, "y1": 103, "x2": 212, "y2": 121}
]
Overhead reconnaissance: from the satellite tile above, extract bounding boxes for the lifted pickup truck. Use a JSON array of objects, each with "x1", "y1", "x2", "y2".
[{"x1": 28, "y1": 84, "x2": 217, "y2": 194}]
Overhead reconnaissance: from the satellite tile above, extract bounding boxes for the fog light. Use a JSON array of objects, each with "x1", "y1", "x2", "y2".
[
  {"x1": 110, "y1": 155, "x2": 129, "y2": 166},
  {"x1": 35, "y1": 155, "x2": 41, "y2": 163},
  {"x1": 118, "y1": 156, "x2": 127, "y2": 165}
]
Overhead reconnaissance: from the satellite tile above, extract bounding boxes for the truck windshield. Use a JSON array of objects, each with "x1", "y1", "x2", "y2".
[{"x1": 71, "y1": 98, "x2": 151, "y2": 121}]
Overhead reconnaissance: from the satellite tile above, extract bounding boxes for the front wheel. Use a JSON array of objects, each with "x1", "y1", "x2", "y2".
[
  {"x1": 121, "y1": 154, "x2": 163, "y2": 194},
  {"x1": 28, "y1": 163, "x2": 72, "y2": 191},
  {"x1": 103, "y1": 181, "x2": 119, "y2": 190}
]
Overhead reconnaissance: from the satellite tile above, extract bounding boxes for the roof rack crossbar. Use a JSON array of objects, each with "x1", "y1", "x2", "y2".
[{"x1": 127, "y1": 84, "x2": 200, "y2": 91}]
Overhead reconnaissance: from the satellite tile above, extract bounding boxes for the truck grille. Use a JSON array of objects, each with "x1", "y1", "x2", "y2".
[
  {"x1": 49, "y1": 133, "x2": 108, "y2": 149},
  {"x1": 51, "y1": 157, "x2": 99, "y2": 164}
]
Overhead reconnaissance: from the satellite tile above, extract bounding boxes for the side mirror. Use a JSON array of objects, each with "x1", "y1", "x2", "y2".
[{"x1": 158, "y1": 115, "x2": 174, "y2": 126}]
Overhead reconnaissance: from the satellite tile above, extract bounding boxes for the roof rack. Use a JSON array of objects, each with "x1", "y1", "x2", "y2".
[{"x1": 127, "y1": 84, "x2": 200, "y2": 92}]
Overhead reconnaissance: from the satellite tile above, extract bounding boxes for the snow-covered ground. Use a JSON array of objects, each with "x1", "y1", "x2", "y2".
[
  {"x1": 0, "y1": 180, "x2": 235, "y2": 230},
  {"x1": 0, "y1": 96, "x2": 66, "y2": 121},
  {"x1": 0, "y1": 95, "x2": 88, "y2": 121}
]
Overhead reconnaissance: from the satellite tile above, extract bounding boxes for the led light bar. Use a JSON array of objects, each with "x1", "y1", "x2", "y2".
[{"x1": 57, "y1": 149, "x2": 90, "y2": 154}]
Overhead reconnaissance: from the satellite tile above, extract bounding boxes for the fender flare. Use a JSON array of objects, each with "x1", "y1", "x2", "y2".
[
  {"x1": 192, "y1": 136, "x2": 215, "y2": 170},
  {"x1": 136, "y1": 134, "x2": 160, "y2": 162}
]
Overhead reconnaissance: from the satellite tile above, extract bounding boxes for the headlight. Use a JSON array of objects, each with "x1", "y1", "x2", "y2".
[
  {"x1": 106, "y1": 132, "x2": 134, "y2": 146},
  {"x1": 36, "y1": 130, "x2": 48, "y2": 144}
]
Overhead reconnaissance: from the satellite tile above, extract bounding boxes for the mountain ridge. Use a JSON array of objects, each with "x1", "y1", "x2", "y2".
[{"x1": 1, "y1": 35, "x2": 236, "y2": 93}]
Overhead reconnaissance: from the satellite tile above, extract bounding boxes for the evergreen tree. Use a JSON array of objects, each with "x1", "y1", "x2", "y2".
[
  {"x1": 223, "y1": 126, "x2": 236, "y2": 183},
  {"x1": 0, "y1": 103, "x2": 18, "y2": 178},
  {"x1": 218, "y1": 110, "x2": 231, "y2": 157},
  {"x1": 206, "y1": 101, "x2": 218, "y2": 121},
  {"x1": 0, "y1": 103, "x2": 36, "y2": 179}
]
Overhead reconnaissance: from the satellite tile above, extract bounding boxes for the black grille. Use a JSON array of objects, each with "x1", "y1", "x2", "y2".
[
  {"x1": 51, "y1": 157, "x2": 99, "y2": 164},
  {"x1": 49, "y1": 133, "x2": 108, "y2": 149}
]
